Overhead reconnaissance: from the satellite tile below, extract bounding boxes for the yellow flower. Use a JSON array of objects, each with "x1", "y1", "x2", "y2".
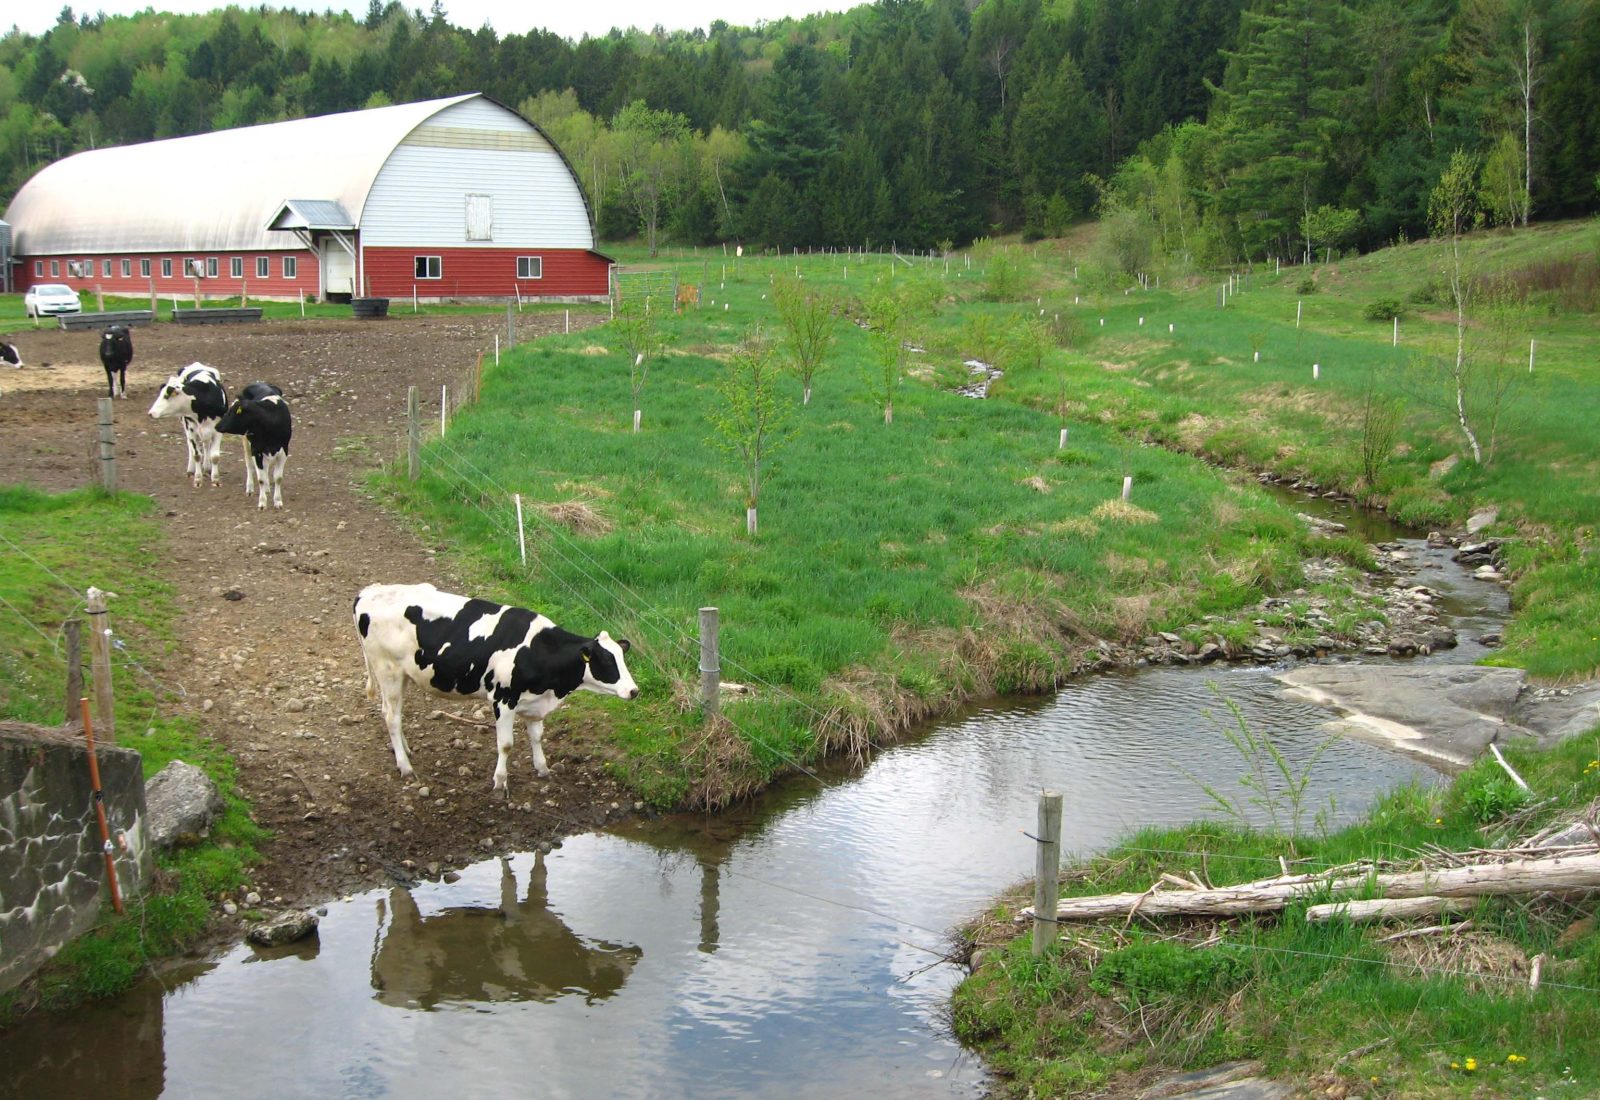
[
  {"x1": 1451, "y1": 1062, "x2": 1461, "y2": 1070},
  {"x1": 1465, "y1": 1058, "x2": 1478, "y2": 1072}
]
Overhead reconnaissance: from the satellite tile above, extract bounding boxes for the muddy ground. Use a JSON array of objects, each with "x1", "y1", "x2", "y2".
[{"x1": 0, "y1": 310, "x2": 643, "y2": 912}]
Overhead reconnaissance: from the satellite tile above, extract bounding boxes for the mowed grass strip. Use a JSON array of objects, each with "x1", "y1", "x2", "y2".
[{"x1": 383, "y1": 254, "x2": 1330, "y2": 804}]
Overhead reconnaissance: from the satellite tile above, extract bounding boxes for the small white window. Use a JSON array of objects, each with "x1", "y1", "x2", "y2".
[
  {"x1": 140, "y1": 259, "x2": 151, "y2": 277},
  {"x1": 206, "y1": 258, "x2": 219, "y2": 278},
  {"x1": 35, "y1": 260, "x2": 43, "y2": 276},
  {"x1": 283, "y1": 256, "x2": 298, "y2": 278},
  {"x1": 256, "y1": 256, "x2": 269, "y2": 278},
  {"x1": 102, "y1": 259, "x2": 113, "y2": 277},
  {"x1": 121, "y1": 259, "x2": 132, "y2": 277},
  {"x1": 517, "y1": 256, "x2": 543, "y2": 280},
  {"x1": 415, "y1": 255, "x2": 442, "y2": 280},
  {"x1": 162, "y1": 259, "x2": 173, "y2": 278},
  {"x1": 231, "y1": 257, "x2": 244, "y2": 278},
  {"x1": 465, "y1": 194, "x2": 493, "y2": 241},
  {"x1": 51, "y1": 260, "x2": 60, "y2": 276}
]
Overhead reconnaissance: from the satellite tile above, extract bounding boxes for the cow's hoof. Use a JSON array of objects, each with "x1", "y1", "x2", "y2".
[{"x1": 492, "y1": 786, "x2": 509, "y2": 802}]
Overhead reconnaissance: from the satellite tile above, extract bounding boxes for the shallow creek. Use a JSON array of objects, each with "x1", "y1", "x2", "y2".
[{"x1": 1, "y1": 501, "x2": 1509, "y2": 1100}]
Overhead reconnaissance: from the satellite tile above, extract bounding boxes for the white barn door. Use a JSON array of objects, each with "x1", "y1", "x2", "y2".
[{"x1": 320, "y1": 239, "x2": 355, "y2": 297}]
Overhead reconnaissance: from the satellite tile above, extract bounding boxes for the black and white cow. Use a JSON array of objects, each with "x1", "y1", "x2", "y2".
[
  {"x1": 147, "y1": 362, "x2": 228, "y2": 486},
  {"x1": 215, "y1": 387, "x2": 292, "y2": 509},
  {"x1": 99, "y1": 325, "x2": 134, "y2": 398},
  {"x1": 0, "y1": 341, "x2": 20, "y2": 369},
  {"x1": 352, "y1": 582, "x2": 640, "y2": 794}
]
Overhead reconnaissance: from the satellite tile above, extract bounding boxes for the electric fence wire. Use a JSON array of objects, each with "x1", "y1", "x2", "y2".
[
  {"x1": 423, "y1": 429, "x2": 899, "y2": 758},
  {"x1": 417, "y1": 439, "x2": 839, "y2": 792}
]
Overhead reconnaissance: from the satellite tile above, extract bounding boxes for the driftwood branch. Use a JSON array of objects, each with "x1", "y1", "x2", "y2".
[
  {"x1": 1305, "y1": 896, "x2": 1468, "y2": 924},
  {"x1": 1378, "y1": 919, "x2": 1474, "y2": 943},
  {"x1": 1019, "y1": 852, "x2": 1600, "y2": 923},
  {"x1": 1489, "y1": 742, "x2": 1531, "y2": 792}
]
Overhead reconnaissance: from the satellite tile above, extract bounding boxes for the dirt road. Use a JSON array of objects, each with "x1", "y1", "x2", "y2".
[{"x1": 0, "y1": 311, "x2": 639, "y2": 906}]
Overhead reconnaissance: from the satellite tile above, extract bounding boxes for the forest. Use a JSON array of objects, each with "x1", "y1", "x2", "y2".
[{"x1": 2, "y1": 0, "x2": 1597, "y2": 262}]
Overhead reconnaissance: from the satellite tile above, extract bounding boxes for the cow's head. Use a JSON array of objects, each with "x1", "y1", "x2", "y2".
[
  {"x1": 215, "y1": 397, "x2": 251, "y2": 435},
  {"x1": 148, "y1": 374, "x2": 190, "y2": 419},
  {"x1": 579, "y1": 631, "x2": 640, "y2": 699}
]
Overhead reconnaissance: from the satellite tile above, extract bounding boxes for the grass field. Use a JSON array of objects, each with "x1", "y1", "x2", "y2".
[
  {"x1": 379, "y1": 222, "x2": 1598, "y2": 802},
  {"x1": 0, "y1": 487, "x2": 262, "y2": 1018}
]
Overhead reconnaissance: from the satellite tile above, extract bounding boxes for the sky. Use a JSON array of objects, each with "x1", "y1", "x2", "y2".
[{"x1": 9, "y1": 0, "x2": 853, "y2": 41}]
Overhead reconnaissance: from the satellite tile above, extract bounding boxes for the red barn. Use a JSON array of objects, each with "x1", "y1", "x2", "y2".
[{"x1": 4, "y1": 94, "x2": 610, "y2": 304}]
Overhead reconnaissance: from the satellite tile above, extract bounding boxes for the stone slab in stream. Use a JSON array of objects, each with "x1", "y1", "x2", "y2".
[{"x1": 1276, "y1": 664, "x2": 1600, "y2": 769}]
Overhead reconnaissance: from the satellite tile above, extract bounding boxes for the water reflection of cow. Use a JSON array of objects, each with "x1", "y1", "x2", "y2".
[{"x1": 371, "y1": 852, "x2": 642, "y2": 1009}]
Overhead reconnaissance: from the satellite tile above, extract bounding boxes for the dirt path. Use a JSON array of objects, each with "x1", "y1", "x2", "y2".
[{"x1": 0, "y1": 312, "x2": 638, "y2": 906}]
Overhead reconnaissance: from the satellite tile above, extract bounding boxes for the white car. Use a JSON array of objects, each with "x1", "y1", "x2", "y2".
[{"x1": 24, "y1": 283, "x2": 83, "y2": 318}]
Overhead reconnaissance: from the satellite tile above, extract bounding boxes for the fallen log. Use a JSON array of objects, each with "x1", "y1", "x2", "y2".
[
  {"x1": 1018, "y1": 852, "x2": 1600, "y2": 923},
  {"x1": 1305, "y1": 896, "x2": 1468, "y2": 924}
]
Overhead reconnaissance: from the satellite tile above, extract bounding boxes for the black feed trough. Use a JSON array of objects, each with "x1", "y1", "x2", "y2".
[
  {"x1": 57, "y1": 310, "x2": 155, "y2": 331},
  {"x1": 171, "y1": 307, "x2": 265, "y2": 325},
  {"x1": 351, "y1": 297, "x2": 390, "y2": 319}
]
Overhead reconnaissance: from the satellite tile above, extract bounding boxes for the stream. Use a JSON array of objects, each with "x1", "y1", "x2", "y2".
[{"x1": 0, "y1": 498, "x2": 1509, "y2": 1100}]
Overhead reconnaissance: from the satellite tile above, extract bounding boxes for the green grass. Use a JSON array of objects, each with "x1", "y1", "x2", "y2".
[
  {"x1": 380, "y1": 246, "x2": 1357, "y2": 803},
  {"x1": 952, "y1": 730, "x2": 1600, "y2": 1098},
  {"x1": 0, "y1": 486, "x2": 263, "y2": 1021},
  {"x1": 0, "y1": 290, "x2": 560, "y2": 328}
]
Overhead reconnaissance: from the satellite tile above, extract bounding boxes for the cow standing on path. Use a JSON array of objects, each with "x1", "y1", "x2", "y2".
[
  {"x1": 0, "y1": 341, "x2": 20, "y2": 369},
  {"x1": 216, "y1": 383, "x2": 291, "y2": 508},
  {"x1": 99, "y1": 325, "x2": 134, "y2": 398},
  {"x1": 352, "y1": 583, "x2": 640, "y2": 795},
  {"x1": 147, "y1": 362, "x2": 228, "y2": 486}
]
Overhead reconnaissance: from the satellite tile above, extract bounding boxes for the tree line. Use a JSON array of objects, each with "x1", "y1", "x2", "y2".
[{"x1": 2, "y1": 0, "x2": 1596, "y2": 262}]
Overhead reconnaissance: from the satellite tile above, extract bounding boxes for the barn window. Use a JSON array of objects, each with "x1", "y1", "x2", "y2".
[
  {"x1": 162, "y1": 259, "x2": 173, "y2": 278},
  {"x1": 121, "y1": 259, "x2": 132, "y2": 277},
  {"x1": 465, "y1": 194, "x2": 493, "y2": 241},
  {"x1": 207, "y1": 258, "x2": 219, "y2": 279},
  {"x1": 415, "y1": 255, "x2": 442, "y2": 280},
  {"x1": 283, "y1": 256, "x2": 297, "y2": 278},
  {"x1": 516, "y1": 256, "x2": 543, "y2": 280},
  {"x1": 141, "y1": 259, "x2": 151, "y2": 277},
  {"x1": 103, "y1": 259, "x2": 113, "y2": 277},
  {"x1": 35, "y1": 261, "x2": 43, "y2": 276},
  {"x1": 231, "y1": 257, "x2": 244, "y2": 279},
  {"x1": 51, "y1": 260, "x2": 60, "y2": 276},
  {"x1": 256, "y1": 256, "x2": 269, "y2": 278}
]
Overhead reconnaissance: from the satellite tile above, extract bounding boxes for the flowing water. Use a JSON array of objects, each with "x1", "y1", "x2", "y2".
[{"x1": 0, "y1": 500, "x2": 1509, "y2": 1100}]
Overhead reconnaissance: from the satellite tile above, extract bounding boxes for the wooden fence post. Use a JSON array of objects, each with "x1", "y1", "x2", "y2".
[
  {"x1": 407, "y1": 385, "x2": 420, "y2": 481},
  {"x1": 1032, "y1": 790, "x2": 1063, "y2": 957},
  {"x1": 96, "y1": 398, "x2": 117, "y2": 492},
  {"x1": 699, "y1": 607, "x2": 721, "y2": 718},
  {"x1": 64, "y1": 619, "x2": 83, "y2": 726},
  {"x1": 86, "y1": 587, "x2": 115, "y2": 744}
]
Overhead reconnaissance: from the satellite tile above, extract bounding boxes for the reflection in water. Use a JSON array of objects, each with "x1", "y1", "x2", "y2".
[
  {"x1": 371, "y1": 851, "x2": 642, "y2": 1009},
  {"x1": 0, "y1": 530, "x2": 1508, "y2": 1100},
  {"x1": 0, "y1": 961, "x2": 213, "y2": 1100}
]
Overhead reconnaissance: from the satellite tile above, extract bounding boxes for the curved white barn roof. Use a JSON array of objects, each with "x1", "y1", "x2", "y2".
[{"x1": 5, "y1": 94, "x2": 583, "y2": 255}]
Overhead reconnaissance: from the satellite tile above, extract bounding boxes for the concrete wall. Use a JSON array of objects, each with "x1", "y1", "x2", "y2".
[{"x1": 0, "y1": 724, "x2": 150, "y2": 994}]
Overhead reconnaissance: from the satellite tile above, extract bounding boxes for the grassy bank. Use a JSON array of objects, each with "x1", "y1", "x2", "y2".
[
  {"x1": 0, "y1": 486, "x2": 262, "y2": 1021},
  {"x1": 379, "y1": 248, "x2": 1383, "y2": 806},
  {"x1": 952, "y1": 731, "x2": 1600, "y2": 1098},
  {"x1": 381, "y1": 224, "x2": 1596, "y2": 804}
]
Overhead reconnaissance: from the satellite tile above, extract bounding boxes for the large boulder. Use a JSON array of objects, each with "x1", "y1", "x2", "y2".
[
  {"x1": 145, "y1": 760, "x2": 224, "y2": 850},
  {"x1": 247, "y1": 910, "x2": 320, "y2": 947}
]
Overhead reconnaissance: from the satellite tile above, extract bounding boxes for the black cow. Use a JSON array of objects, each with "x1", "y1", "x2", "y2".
[
  {"x1": 215, "y1": 389, "x2": 292, "y2": 509},
  {"x1": 352, "y1": 582, "x2": 640, "y2": 794},
  {"x1": 99, "y1": 325, "x2": 134, "y2": 398},
  {"x1": 0, "y1": 341, "x2": 20, "y2": 369}
]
